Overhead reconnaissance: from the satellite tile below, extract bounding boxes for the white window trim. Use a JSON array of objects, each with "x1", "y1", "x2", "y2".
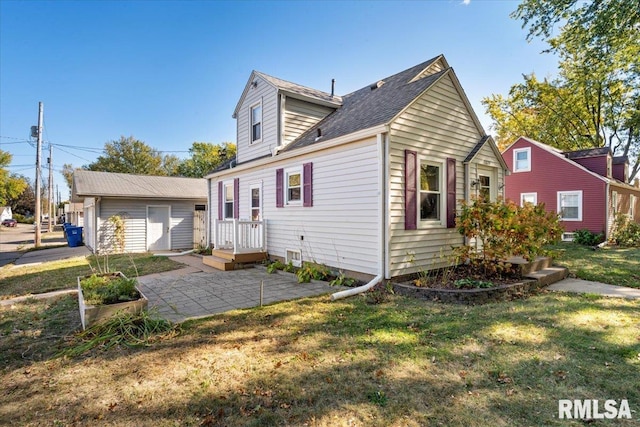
[
  {"x1": 520, "y1": 192, "x2": 538, "y2": 206},
  {"x1": 285, "y1": 167, "x2": 302, "y2": 206},
  {"x1": 630, "y1": 195, "x2": 636, "y2": 218},
  {"x1": 250, "y1": 100, "x2": 263, "y2": 144},
  {"x1": 557, "y1": 190, "x2": 583, "y2": 221},
  {"x1": 513, "y1": 147, "x2": 531, "y2": 172},
  {"x1": 223, "y1": 180, "x2": 235, "y2": 219},
  {"x1": 611, "y1": 191, "x2": 618, "y2": 214},
  {"x1": 418, "y1": 159, "x2": 445, "y2": 227},
  {"x1": 249, "y1": 182, "x2": 262, "y2": 221},
  {"x1": 286, "y1": 249, "x2": 302, "y2": 267}
]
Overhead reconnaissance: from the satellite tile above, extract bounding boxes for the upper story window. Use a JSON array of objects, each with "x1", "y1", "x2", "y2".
[
  {"x1": 557, "y1": 190, "x2": 582, "y2": 221},
  {"x1": 251, "y1": 102, "x2": 262, "y2": 143},
  {"x1": 286, "y1": 168, "x2": 302, "y2": 204},
  {"x1": 224, "y1": 183, "x2": 234, "y2": 219},
  {"x1": 420, "y1": 161, "x2": 442, "y2": 221},
  {"x1": 513, "y1": 147, "x2": 531, "y2": 172}
]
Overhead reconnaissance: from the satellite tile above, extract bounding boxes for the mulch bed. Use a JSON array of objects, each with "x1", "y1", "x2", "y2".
[{"x1": 410, "y1": 263, "x2": 524, "y2": 290}]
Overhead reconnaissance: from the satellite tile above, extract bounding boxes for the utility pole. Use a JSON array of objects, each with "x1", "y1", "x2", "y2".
[
  {"x1": 48, "y1": 144, "x2": 53, "y2": 231},
  {"x1": 34, "y1": 102, "x2": 43, "y2": 247}
]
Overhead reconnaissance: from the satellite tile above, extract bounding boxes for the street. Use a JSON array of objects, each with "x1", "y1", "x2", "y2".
[{"x1": 0, "y1": 223, "x2": 66, "y2": 267}]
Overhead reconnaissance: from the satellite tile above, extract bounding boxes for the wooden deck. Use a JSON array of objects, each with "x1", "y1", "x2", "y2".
[{"x1": 202, "y1": 249, "x2": 267, "y2": 271}]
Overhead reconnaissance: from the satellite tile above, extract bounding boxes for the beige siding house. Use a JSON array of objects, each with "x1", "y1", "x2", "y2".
[
  {"x1": 207, "y1": 55, "x2": 508, "y2": 279},
  {"x1": 72, "y1": 170, "x2": 207, "y2": 253}
]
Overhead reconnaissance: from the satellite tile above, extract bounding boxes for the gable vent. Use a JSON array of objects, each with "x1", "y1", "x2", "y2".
[{"x1": 370, "y1": 80, "x2": 385, "y2": 90}]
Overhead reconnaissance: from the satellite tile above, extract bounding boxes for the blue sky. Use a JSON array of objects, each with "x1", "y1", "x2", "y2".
[{"x1": 0, "y1": 0, "x2": 558, "y2": 198}]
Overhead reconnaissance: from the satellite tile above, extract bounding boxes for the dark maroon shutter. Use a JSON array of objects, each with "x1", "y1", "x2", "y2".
[
  {"x1": 303, "y1": 162, "x2": 313, "y2": 207},
  {"x1": 405, "y1": 150, "x2": 417, "y2": 230},
  {"x1": 276, "y1": 168, "x2": 284, "y2": 208},
  {"x1": 446, "y1": 158, "x2": 456, "y2": 228},
  {"x1": 217, "y1": 181, "x2": 223, "y2": 220},
  {"x1": 233, "y1": 178, "x2": 240, "y2": 219}
]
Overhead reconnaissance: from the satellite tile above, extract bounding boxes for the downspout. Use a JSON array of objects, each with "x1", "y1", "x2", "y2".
[{"x1": 331, "y1": 132, "x2": 386, "y2": 300}]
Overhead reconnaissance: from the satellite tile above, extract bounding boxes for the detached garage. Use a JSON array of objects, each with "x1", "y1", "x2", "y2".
[{"x1": 71, "y1": 170, "x2": 207, "y2": 253}]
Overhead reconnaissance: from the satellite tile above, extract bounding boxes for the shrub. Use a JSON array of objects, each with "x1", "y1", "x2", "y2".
[
  {"x1": 80, "y1": 273, "x2": 140, "y2": 305},
  {"x1": 610, "y1": 213, "x2": 640, "y2": 247},
  {"x1": 296, "y1": 262, "x2": 330, "y2": 283},
  {"x1": 12, "y1": 213, "x2": 34, "y2": 224},
  {"x1": 455, "y1": 198, "x2": 563, "y2": 275},
  {"x1": 573, "y1": 229, "x2": 605, "y2": 246}
]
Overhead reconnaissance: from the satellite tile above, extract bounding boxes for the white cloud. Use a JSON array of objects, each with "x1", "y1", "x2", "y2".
[{"x1": 462, "y1": 0, "x2": 471, "y2": 4}]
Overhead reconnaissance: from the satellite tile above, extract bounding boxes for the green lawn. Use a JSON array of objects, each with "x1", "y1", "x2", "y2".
[
  {"x1": 0, "y1": 253, "x2": 183, "y2": 299},
  {"x1": 1, "y1": 292, "x2": 638, "y2": 426},
  {"x1": 550, "y1": 243, "x2": 640, "y2": 288}
]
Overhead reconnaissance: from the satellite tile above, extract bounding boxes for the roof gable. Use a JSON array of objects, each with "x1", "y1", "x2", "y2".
[
  {"x1": 233, "y1": 71, "x2": 341, "y2": 118},
  {"x1": 72, "y1": 170, "x2": 207, "y2": 201},
  {"x1": 509, "y1": 137, "x2": 609, "y2": 184},
  {"x1": 464, "y1": 135, "x2": 508, "y2": 170}
]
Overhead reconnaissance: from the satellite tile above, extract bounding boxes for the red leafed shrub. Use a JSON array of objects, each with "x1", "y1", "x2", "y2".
[{"x1": 455, "y1": 197, "x2": 563, "y2": 275}]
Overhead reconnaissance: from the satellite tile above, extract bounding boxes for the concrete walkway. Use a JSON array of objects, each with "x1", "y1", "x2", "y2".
[{"x1": 547, "y1": 278, "x2": 640, "y2": 299}]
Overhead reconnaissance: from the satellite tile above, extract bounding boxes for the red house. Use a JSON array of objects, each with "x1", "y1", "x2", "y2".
[{"x1": 502, "y1": 136, "x2": 640, "y2": 241}]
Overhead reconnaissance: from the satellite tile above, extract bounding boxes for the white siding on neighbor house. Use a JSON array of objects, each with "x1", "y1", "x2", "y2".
[
  {"x1": 388, "y1": 73, "x2": 502, "y2": 277},
  {"x1": 283, "y1": 97, "x2": 334, "y2": 145},
  {"x1": 96, "y1": 198, "x2": 204, "y2": 253},
  {"x1": 210, "y1": 137, "x2": 381, "y2": 276},
  {"x1": 236, "y1": 75, "x2": 278, "y2": 164}
]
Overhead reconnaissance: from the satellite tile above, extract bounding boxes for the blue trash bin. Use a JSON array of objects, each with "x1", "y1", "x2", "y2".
[
  {"x1": 62, "y1": 222, "x2": 72, "y2": 238},
  {"x1": 66, "y1": 226, "x2": 83, "y2": 247}
]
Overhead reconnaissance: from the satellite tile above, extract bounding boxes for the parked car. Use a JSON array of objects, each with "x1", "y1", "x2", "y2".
[{"x1": 2, "y1": 218, "x2": 17, "y2": 227}]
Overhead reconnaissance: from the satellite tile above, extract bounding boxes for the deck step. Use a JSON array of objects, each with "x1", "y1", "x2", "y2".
[
  {"x1": 210, "y1": 250, "x2": 267, "y2": 264},
  {"x1": 202, "y1": 255, "x2": 235, "y2": 271},
  {"x1": 525, "y1": 267, "x2": 569, "y2": 287}
]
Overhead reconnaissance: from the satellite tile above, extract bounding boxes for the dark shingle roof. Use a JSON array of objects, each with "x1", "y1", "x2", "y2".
[
  {"x1": 72, "y1": 170, "x2": 207, "y2": 200},
  {"x1": 282, "y1": 56, "x2": 445, "y2": 151},
  {"x1": 256, "y1": 71, "x2": 342, "y2": 105},
  {"x1": 613, "y1": 155, "x2": 628, "y2": 164},
  {"x1": 464, "y1": 136, "x2": 491, "y2": 163},
  {"x1": 564, "y1": 147, "x2": 611, "y2": 159}
]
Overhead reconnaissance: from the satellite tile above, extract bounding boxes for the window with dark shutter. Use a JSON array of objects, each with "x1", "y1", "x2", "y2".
[
  {"x1": 276, "y1": 168, "x2": 284, "y2": 208},
  {"x1": 405, "y1": 150, "x2": 417, "y2": 230},
  {"x1": 446, "y1": 158, "x2": 456, "y2": 228},
  {"x1": 303, "y1": 162, "x2": 313, "y2": 207}
]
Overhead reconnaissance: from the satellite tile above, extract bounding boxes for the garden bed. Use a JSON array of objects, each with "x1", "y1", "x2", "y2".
[
  {"x1": 393, "y1": 258, "x2": 554, "y2": 305},
  {"x1": 78, "y1": 272, "x2": 148, "y2": 330},
  {"x1": 393, "y1": 278, "x2": 542, "y2": 305}
]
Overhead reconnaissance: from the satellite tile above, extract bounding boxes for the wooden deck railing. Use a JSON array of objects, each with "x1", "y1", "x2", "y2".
[{"x1": 213, "y1": 219, "x2": 266, "y2": 254}]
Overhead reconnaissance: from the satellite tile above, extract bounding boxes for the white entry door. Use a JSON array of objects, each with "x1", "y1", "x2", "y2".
[{"x1": 147, "y1": 206, "x2": 171, "y2": 251}]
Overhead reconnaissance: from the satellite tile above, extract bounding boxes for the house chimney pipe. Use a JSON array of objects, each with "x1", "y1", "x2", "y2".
[{"x1": 331, "y1": 79, "x2": 335, "y2": 97}]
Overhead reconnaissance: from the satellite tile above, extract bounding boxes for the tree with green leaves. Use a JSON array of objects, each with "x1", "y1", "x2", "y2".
[
  {"x1": 87, "y1": 136, "x2": 177, "y2": 176},
  {"x1": 0, "y1": 149, "x2": 28, "y2": 206},
  {"x1": 177, "y1": 142, "x2": 236, "y2": 178},
  {"x1": 7, "y1": 175, "x2": 35, "y2": 216},
  {"x1": 484, "y1": 0, "x2": 640, "y2": 181}
]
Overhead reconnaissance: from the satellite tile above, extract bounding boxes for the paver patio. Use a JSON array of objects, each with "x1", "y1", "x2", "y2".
[{"x1": 137, "y1": 256, "x2": 343, "y2": 323}]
